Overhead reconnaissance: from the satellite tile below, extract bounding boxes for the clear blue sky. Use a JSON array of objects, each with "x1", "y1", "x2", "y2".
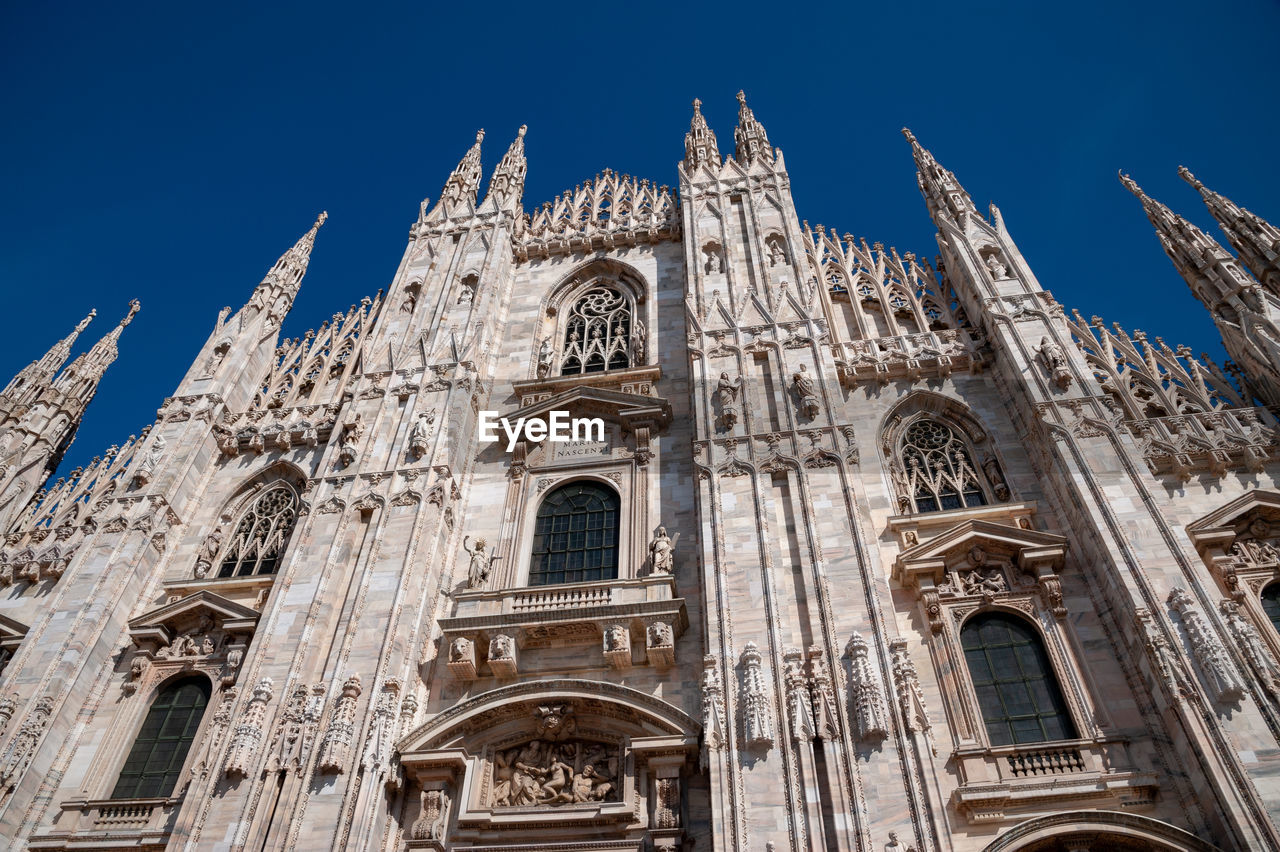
[{"x1": 3, "y1": 1, "x2": 1278, "y2": 474}]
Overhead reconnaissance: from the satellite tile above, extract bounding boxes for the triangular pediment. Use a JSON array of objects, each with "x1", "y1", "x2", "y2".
[
  {"x1": 0, "y1": 613, "x2": 27, "y2": 650},
  {"x1": 895, "y1": 519, "x2": 1067, "y2": 588},
  {"x1": 501, "y1": 385, "x2": 671, "y2": 433},
  {"x1": 128, "y1": 589, "x2": 260, "y2": 646},
  {"x1": 1186, "y1": 490, "x2": 1280, "y2": 552}
]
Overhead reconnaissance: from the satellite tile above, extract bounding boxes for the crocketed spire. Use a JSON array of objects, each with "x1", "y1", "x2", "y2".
[
  {"x1": 733, "y1": 91, "x2": 773, "y2": 166},
  {"x1": 684, "y1": 98, "x2": 721, "y2": 171},
  {"x1": 1180, "y1": 166, "x2": 1280, "y2": 297},
  {"x1": 902, "y1": 128, "x2": 979, "y2": 227}
]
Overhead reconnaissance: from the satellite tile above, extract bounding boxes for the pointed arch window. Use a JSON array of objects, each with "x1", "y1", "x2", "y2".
[
  {"x1": 529, "y1": 482, "x2": 620, "y2": 586},
  {"x1": 218, "y1": 484, "x2": 299, "y2": 578},
  {"x1": 899, "y1": 418, "x2": 987, "y2": 513},
  {"x1": 560, "y1": 286, "x2": 632, "y2": 374},
  {"x1": 111, "y1": 677, "x2": 210, "y2": 798},
  {"x1": 962, "y1": 613, "x2": 1076, "y2": 746}
]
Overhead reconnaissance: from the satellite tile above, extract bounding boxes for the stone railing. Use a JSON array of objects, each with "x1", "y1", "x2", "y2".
[
  {"x1": 30, "y1": 797, "x2": 180, "y2": 850},
  {"x1": 950, "y1": 738, "x2": 1157, "y2": 825},
  {"x1": 1125, "y1": 406, "x2": 1279, "y2": 480},
  {"x1": 833, "y1": 329, "x2": 981, "y2": 388},
  {"x1": 440, "y1": 575, "x2": 687, "y2": 679}
]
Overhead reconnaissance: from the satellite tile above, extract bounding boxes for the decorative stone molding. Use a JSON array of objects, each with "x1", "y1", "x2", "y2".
[
  {"x1": 0, "y1": 695, "x2": 53, "y2": 794},
  {"x1": 265, "y1": 683, "x2": 324, "y2": 774},
  {"x1": 834, "y1": 329, "x2": 976, "y2": 387},
  {"x1": 440, "y1": 577, "x2": 687, "y2": 678},
  {"x1": 224, "y1": 677, "x2": 274, "y2": 778},
  {"x1": 1168, "y1": 587, "x2": 1246, "y2": 702},
  {"x1": 845, "y1": 634, "x2": 888, "y2": 742},
  {"x1": 738, "y1": 642, "x2": 774, "y2": 749},
  {"x1": 316, "y1": 674, "x2": 363, "y2": 774},
  {"x1": 699, "y1": 655, "x2": 726, "y2": 771},
  {"x1": 949, "y1": 738, "x2": 1159, "y2": 824},
  {"x1": 893, "y1": 519, "x2": 1068, "y2": 633}
]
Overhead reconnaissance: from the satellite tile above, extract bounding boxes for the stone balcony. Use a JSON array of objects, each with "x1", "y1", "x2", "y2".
[
  {"x1": 949, "y1": 738, "x2": 1158, "y2": 824},
  {"x1": 30, "y1": 797, "x2": 180, "y2": 850},
  {"x1": 439, "y1": 575, "x2": 688, "y2": 679}
]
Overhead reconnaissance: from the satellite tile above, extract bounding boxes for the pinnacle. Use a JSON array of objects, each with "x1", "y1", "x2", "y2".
[
  {"x1": 1118, "y1": 171, "x2": 1145, "y2": 198},
  {"x1": 1178, "y1": 166, "x2": 1204, "y2": 190}
]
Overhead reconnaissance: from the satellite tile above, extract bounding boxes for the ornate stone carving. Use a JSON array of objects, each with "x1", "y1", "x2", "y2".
[
  {"x1": 700, "y1": 655, "x2": 725, "y2": 771},
  {"x1": 337, "y1": 414, "x2": 363, "y2": 467},
  {"x1": 791, "y1": 363, "x2": 820, "y2": 418},
  {"x1": 463, "y1": 536, "x2": 497, "y2": 590},
  {"x1": 739, "y1": 642, "x2": 773, "y2": 749},
  {"x1": 132, "y1": 432, "x2": 165, "y2": 486},
  {"x1": 0, "y1": 696, "x2": 53, "y2": 792},
  {"x1": 190, "y1": 687, "x2": 236, "y2": 780},
  {"x1": 646, "y1": 620, "x2": 675, "y2": 667},
  {"x1": 194, "y1": 528, "x2": 223, "y2": 579},
  {"x1": 889, "y1": 639, "x2": 933, "y2": 750},
  {"x1": 266, "y1": 683, "x2": 324, "y2": 774},
  {"x1": 648, "y1": 526, "x2": 678, "y2": 575},
  {"x1": 491, "y1": 738, "x2": 619, "y2": 807},
  {"x1": 360, "y1": 679, "x2": 402, "y2": 780},
  {"x1": 783, "y1": 649, "x2": 815, "y2": 741},
  {"x1": 845, "y1": 634, "x2": 888, "y2": 741},
  {"x1": 603, "y1": 624, "x2": 631, "y2": 669},
  {"x1": 224, "y1": 677, "x2": 274, "y2": 777},
  {"x1": 412, "y1": 788, "x2": 450, "y2": 840},
  {"x1": 806, "y1": 646, "x2": 839, "y2": 741},
  {"x1": 447, "y1": 636, "x2": 477, "y2": 680},
  {"x1": 1036, "y1": 336, "x2": 1073, "y2": 390},
  {"x1": 488, "y1": 634, "x2": 518, "y2": 677},
  {"x1": 1168, "y1": 587, "x2": 1246, "y2": 702},
  {"x1": 1220, "y1": 600, "x2": 1280, "y2": 699},
  {"x1": 409, "y1": 409, "x2": 435, "y2": 459},
  {"x1": 316, "y1": 674, "x2": 362, "y2": 773},
  {"x1": 715, "y1": 373, "x2": 743, "y2": 429}
]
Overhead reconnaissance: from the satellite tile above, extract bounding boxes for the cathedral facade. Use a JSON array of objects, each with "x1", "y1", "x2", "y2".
[{"x1": 1, "y1": 93, "x2": 1280, "y2": 851}]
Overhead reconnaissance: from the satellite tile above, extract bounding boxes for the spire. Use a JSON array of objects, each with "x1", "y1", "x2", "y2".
[
  {"x1": 902, "y1": 128, "x2": 979, "y2": 226},
  {"x1": 1122, "y1": 171, "x2": 1280, "y2": 405},
  {"x1": 1179, "y1": 167, "x2": 1280, "y2": 296},
  {"x1": 484, "y1": 125, "x2": 528, "y2": 209},
  {"x1": 55, "y1": 300, "x2": 140, "y2": 399},
  {"x1": 245, "y1": 212, "x2": 327, "y2": 324},
  {"x1": 732, "y1": 91, "x2": 773, "y2": 166},
  {"x1": 684, "y1": 98, "x2": 721, "y2": 171},
  {"x1": 1119, "y1": 171, "x2": 1245, "y2": 298},
  {"x1": 0, "y1": 309, "x2": 96, "y2": 403},
  {"x1": 439, "y1": 130, "x2": 485, "y2": 210}
]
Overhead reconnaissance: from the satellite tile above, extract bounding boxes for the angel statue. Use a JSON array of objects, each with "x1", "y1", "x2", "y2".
[{"x1": 463, "y1": 536, "x2": 499, "y2": 589}]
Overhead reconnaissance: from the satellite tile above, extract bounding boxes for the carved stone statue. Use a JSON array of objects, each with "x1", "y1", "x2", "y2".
[
  {"x1": 649, "y1": 527, "x2": 679, "y2": 574},
  {"x1": 409, "y1": 409, "x2": 434, "y2": 459},
  {"x1": 338, "y1": 414, "x2": 363, "y2": 466},
  {"x1": 462, "y1": 536, "x2": 497, "y2": 589},
  {"x1": 629, "y1": 319, "x2": 647, "y2": 365},
  {"x1": 536, "y1": 337, "x2": 555, "y2": 378},
  {"x1": 195, "y1": 528, "x2": 223, "y2": 578},
  {"x1": 716, "y1": 373, "x2": 743, "y2": 429},
  {"x1": 704, "y1": 246, "x2": 722, "y2": 273},
  {"x1": 490, "y1": 737, "x2": 619, "y2": 808},
  {"x1": 1036, "y1": 336, "x2": 1073, "y2": 390},
  {"x1": 648, "y1": 621, "x2": 673, "y2": 648},
  {"x1": 792, "y1": 364, "x2": 820, "y2": 418},
  {"x1": 984, "y1": 252, "x2": 1008, "y2": 279},
  {"x1": 981, "y1": 454, "x2": 1010, "y2": 501}
]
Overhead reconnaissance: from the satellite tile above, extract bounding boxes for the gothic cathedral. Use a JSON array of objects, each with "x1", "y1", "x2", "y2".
[{"x1": 1, "y1": 93, "x2": 1280, "y2": 852}]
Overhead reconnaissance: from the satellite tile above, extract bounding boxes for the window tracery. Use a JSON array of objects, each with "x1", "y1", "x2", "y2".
[
  {"x1": 898, "y1": 419, "x2": 988, "y2": 513},
  {"x1": 215, "y1": 484, "x2": 300, "y2": 578},
  {"x1": 560, "y1": 287, "x2": 633, "y2": 375}
]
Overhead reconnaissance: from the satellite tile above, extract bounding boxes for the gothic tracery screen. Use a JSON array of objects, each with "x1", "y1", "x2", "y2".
[
  {"x1": 560, "y1": 286, "x2": 632, "y2": 374},
  {"x1": 899, "y1": 418, "x2": 987, "y2": 513},
  {"x1": 218, "y1": 484, "x2": 299, "y2": 578}
]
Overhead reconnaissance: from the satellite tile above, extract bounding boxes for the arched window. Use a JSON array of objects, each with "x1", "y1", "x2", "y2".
[
  {"x1": 560, "y1": 286, "x2": 632, "y2": 375},
  {"x1": 529, "y1": 482, "x2": 620, "y2": 586},
  {"x1": 218, "y1": 484, "x2": 299, "y2": 578},
  {"x1": 1261, "y1": 583, "x2": 1280, "y2": 636},
  {"x1": 899, "y1": 418, "x2": 987, "y2": 513},
  {"x1": 111, "y1": 677, "x2": 211, "y2": 799},
  {"x1": 962, "y1": 613, "x2": 1076, "y2": 746}
]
